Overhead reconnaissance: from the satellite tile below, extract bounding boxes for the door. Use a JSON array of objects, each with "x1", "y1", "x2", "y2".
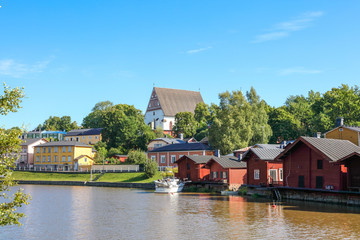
[
  {"x1": 298, "y1": 175, "x2": 305, "y2": 188},
  {"x1": 269, "y1": 169, "x2": 277, "y2": 184},
  {"x1": 316, "y1": 176, "x2": 323, "y2": 189}
]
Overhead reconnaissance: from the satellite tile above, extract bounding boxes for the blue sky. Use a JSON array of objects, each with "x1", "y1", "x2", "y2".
[{"x1": 1, "y1": 1, "x2": 359, "y2": 130}]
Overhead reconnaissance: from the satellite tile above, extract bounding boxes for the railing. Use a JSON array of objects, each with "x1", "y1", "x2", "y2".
[{"x1": 14, "y1": 165, "x2": 140, "y2": 173}]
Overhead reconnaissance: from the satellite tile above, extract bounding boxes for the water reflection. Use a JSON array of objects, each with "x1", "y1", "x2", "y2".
[{"x1": 2, "y1": 185, "x2": 360, "y2": 240}]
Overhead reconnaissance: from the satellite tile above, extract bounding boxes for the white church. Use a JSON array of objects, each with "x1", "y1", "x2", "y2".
[{"x1": 144, "y1": 87, "x2": 204, "y2": 135}]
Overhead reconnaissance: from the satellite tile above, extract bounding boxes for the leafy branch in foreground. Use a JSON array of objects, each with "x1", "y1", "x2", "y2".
[{"x1": 0, "y1": 83, "x2": 30, "y2": 226}]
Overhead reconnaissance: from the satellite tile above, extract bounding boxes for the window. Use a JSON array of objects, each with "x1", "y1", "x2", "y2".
[
  {"x1": 63, "y1": 147, "x2": 66, "y2": 152},
  {"x1": 95, "y1": 136, "x2": 98, "y2": 139},
  {"x1": 316, "y1": 176, "x2": 323, "y2": 189},
  {"x1": 317, "y1": 160, "x2": 323, "y2": 169},
  {"x1": 89, "y1": 141, "x2": 91, "y2": 144},
  {"x1": 68, "y1": 146, "x2": 71, "y2": 152},
  {"x1": 54, "y1": 147, "x2": 58, "y2": 153},
  {"x1": 42, "y1": 156, "x2": 46, "y2": 162},
  {"x1": 76, "y1": 137, "x2": 79, "y2": 141},
  {"x1": 298, "y1": 175, "x2": 305, "y2": 188},
  {"x1": 89, "y1": 136, "x2": 91, "y2": 139},
  {"x1": 153, "y1": 112, "x2": 155, "y2": 115},
  {"x1": 161, "y1": 155, "x2": 166, "y2": 164},
  {"x1": 154, "y1": 144, "x2": 162, "y2": 148},
  {"x1": 279, "y1": 168, "x2": 283, "y2": 181},
  {"x1": 66, "y1": 137, "x2": 69, "y2": 141},
  {"x1": 254, "y1": 169, "x2": 260, "y2": 180},
  {"x1": 43, "y1": 147, "x2": 46, "y2": 153},
  {"x1": 222, "y1": 171, "x2": 227, "y2": 179},
  {"x1": 68, "y1": 156, "x2": 71, "y2": 162},
  {"x1": 62, "y1": 156, "x2": 66, "y2": 162},
  {"x1": 213, "y1": 171, "x2": 218, "y2": 178},
  {"x1": 54, "y1": 156, "x2": 57, "y2": 162},
  {"x1": 84, "y1": 158, "x2": 87, "y2": 162},
  {"x1": 83, "y1": 136, "x2": 85, "y2": 140},
  {"x1": 187, "y1": 163, "x2": 190, "y2": 170},
  {"x1": 171, "y1": 155, "x2": 176, "y2": 164},
  {"x1": 48, "y1": 147, "x2": 51, "y2": 153},
  {"x1": 151, "y1": 156, "x2": 156, "y2": 161},
  {"x1": 36, "y1": 156, "x2": 40, "y2": 162},
  {"x1": 48, "y1": 156, "x2": 51, "y2": 162},
  {"x1": 37, "y1": 147, "x2": 40, "y2": 153},
  {"x1": 70, "y1": 138, "x2": 73, "y2": 141}
]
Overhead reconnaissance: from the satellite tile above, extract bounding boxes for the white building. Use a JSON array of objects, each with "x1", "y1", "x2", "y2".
[{"x1": 144, "y1": 87, "x2": 204, "y2": 135}]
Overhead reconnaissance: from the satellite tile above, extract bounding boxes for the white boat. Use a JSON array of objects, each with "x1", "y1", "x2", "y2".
[{"x1": 154, "y1": 178, "x2": 185, "y2": 193}]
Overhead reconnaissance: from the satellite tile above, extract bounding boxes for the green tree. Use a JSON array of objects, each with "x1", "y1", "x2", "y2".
[
  {"x1": 172, "y1": 112, "x2": 197, "y2": 138},
  {"x1": 41, "y1": 115, "x2": 78, "y2": 131},
  {"x1": 127, "y1": 150, "x2": 148, "y2": 165},
  {"x1": 268, "y1": 106, "x2": 302, "y2": 143},
  {"x1": 93, "y1": 141, "x2": 108, "y2": 164},
  {"x1": 144, "y1": 159, "x2": 158, "y2": 178},
  {"x1": 209, "y1": 90, "x2": 253, "y2": 155},
  {"x1": 0, "y1": 83, "x2": 30, "y2": 226},
  {"x1": 101, "y1": 104, "x2": 155, "y2": 151},
  {"x1": 246, "y1": 87, "x2": 272, "y2": 145},
  {"x1": 92, "y1": 101, "x2": 113, "y2": 112},
  {"x1": 154, "y1": 126, "x2": 165, "y2": 138}
]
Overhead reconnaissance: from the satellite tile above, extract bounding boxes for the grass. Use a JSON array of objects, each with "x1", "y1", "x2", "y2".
[
  {"x1": 12, "y1": 171, "x2": 97, "y2": 182},
  {"x1": 12, "y1": 171, "x2": 162, "y2": 183},
  {"x1": 96, "y1": 172, "x2": 162, "y2": 183}
]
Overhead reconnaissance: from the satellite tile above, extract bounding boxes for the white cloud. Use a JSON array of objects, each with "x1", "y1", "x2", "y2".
[
  {"x1": 186, "y1": 46, "x2": 212, "y2": 54},
  {"x1": 0, "y1": 59, "x2": 50, "y2": 78},
  {"x1": 279, "y1": 67, "x2": 322, "y2": 76},
  {"x1": 253, "y1": 11, "x2": 324, "y2": 43}
]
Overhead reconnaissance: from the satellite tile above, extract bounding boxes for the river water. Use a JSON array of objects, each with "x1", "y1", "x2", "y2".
[{"x1": 2, "y1": 185, "x2": 360, "y2": 240}]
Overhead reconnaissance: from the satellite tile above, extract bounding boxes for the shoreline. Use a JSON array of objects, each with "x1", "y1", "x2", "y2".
[{"x1": 17, "y1": 180, "x2": 155, "y2": 189}]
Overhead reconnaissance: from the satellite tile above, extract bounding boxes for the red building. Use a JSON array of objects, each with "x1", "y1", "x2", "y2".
[
  {"x1": 204, "y1": 156, "x2": 247, "y2": 190},
  {"x1": 175, "y1": 155, "x2": 212, "y2": 181},
  {"x1": 276, "y1": 137, "x2": 360, "y2": 190},
  {"x1": 147, "y1": 142, "x2": 214, "y2": 168},
  {"x1": 113, "y1": 155, "x2": 128, "y2": 163},
  {"x1": 242, "y1": 148, "x2": 284, "y2": 186},
  {"x1": 338, "y1": 152, "x2": 360, "y2": 191}
]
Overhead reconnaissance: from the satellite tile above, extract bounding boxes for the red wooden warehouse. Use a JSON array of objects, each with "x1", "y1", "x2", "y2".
[
  {"x1": 204, "y1": 156, "x2": 247, "y2": 190},
  {"x1": 276, "y1": 137, "x2": 360, "y2": 190},
  {"x1": 242, "y1": 148, "x2": 284, "y2": 186},
  {"x1": 175, "y1": 155, "x2": 212, "y2": 181}
]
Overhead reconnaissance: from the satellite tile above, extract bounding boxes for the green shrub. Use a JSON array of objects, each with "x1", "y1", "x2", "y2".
[{"x1": 144, "y1": 160, "x2": 158, "y2": 178}]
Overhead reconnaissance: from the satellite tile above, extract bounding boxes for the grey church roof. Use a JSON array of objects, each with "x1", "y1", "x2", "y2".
[
  {"x1": 154, "y1": 87, "x2": 204, "y2": 116},
  {"x1": 148, "y1": 142, "x2": 212, "y2": 152}
]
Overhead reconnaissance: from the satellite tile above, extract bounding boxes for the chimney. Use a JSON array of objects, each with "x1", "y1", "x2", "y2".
[
  {"x1": 179, "y1": 133, "x2": 184, "y2": 140},
  {"x1": 336, "y1": 117, "x2": 344, "y2": 127},
  {"x1": 316, "y1": 132, "x2": 321, "y2": 138}
]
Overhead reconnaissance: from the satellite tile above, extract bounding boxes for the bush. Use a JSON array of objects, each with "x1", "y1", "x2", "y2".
[
  {"x1": 127, "y1": 149, "x2": 147, "y2": 165},
  {"x1": 144, "y1": 160, "x2": 158, "y2": 178}
]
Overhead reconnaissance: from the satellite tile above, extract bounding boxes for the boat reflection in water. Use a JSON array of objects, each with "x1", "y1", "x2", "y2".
[{"x1": 154, "y1": 178, "x2": 185, "y2": 193}]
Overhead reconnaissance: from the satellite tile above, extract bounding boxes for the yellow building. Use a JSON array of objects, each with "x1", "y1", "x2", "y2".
[
  {"x1": 64, "y1": 128, "x2": 102, "y2": 145},
  {"x1": 324, "y1": 126, "x2": 360, "y2": 146},
  {"x1": 33, "y1": 141, "x2": 94, "y2": 171}
]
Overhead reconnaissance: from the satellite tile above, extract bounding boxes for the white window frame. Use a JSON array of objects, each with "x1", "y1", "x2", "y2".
[
  {"x1": 48, "y1": 156, "x2": 51, "y2": 162},
  {"x1": 68, "y1": 146, "x2": 71, "y2": 152},
  {"x1": 160, "y1": 155, "x2": 166, "y2": 164},
  {"x1": 151, "y1": 156, "x2": 156, "y2": 161},
  {"x1": 62, "y1": 156, "x2": 66, "y2": 162},
  {"x1": 68, "y1": 156, "x2": 71, "y2": 162},
  {"x1": 54, "y1": 147, "x2": 58, "y2": 153},
  {"x1": 42, "y1": 156, "x2": 46, "y2": 162},
  {"x1": 279, "y1": 168, "x2": 283, "y2": 181},
  {"x1": 37, "y1": 147, "x2": 40, "y2": 153},
  {"x1": 36, "y1": 156, "x2": 40, "y2": 162},
  {"x1": 63, "y1": 147, "x2": 66, "y2": 153},
  {"x1": 171, "y1": 155, "x2": 176, "y2": 164},
  {"x1": 254, "y1": 169, "x2": 260, "y2": 180},
  {"x1": 222, "y1": 171, "x2": 227, "y2": 179},
  {"x1": 54, "y1": 156, "x2": 57, "y2": 162}
]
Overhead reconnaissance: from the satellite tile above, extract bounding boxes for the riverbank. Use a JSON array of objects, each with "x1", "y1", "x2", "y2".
[{"x1": 12, "y1": 171, "x2": 162, "y2": 184}]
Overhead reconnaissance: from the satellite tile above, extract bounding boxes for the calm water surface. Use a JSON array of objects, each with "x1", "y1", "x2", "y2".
[{"x1": 2, "y1": 185, "x2": 360, "y2": 240}]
